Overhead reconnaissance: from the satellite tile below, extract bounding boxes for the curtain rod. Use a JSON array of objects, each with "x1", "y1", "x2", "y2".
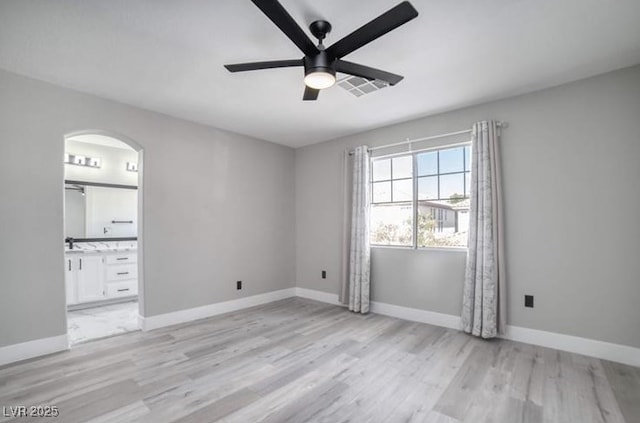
[{"x1": 348, "y1": 121, "x2": 507, "y2": 155}]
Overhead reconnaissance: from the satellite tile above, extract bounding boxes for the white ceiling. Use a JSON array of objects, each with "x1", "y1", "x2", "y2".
[{"x1": 1, "y1": 1, "x2": 639, "y2": 148}]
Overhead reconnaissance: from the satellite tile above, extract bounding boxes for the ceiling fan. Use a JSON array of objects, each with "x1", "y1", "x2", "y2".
[{"x1": 224, "y1": 0, "x2": 419, "y2": 101}]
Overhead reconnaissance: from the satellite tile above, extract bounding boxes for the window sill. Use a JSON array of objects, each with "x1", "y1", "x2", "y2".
[
  {"x1": 416, "y1": 246, "x2": 467, "y2": 253},
  {"x1": 371, "y1": 245, "x2": 413, "y2": 250},
  {"x1": 371, "y1": 245, "x2": 468, "y2": 253}
]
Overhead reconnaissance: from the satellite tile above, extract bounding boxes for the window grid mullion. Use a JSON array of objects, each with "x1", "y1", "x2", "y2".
[
  {"x1": 373, "y1": 177, "x2": 412, "y2": 183},
  {"x1": 436, "y1": 151, "x2": 440, "y2": 201},
  {"x1": 390, "y1": 159, "x2": 394, "y2": 202}
]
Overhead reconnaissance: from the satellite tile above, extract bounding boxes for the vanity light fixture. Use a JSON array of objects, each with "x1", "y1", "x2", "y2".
[
  {"x1": 72, "y1": 155, "x2": 86, "y2": 166},
  {"x1": 65, "y1": 153, "x2": 101, "y2": 168},
  {"x1": 87, "y1": 157, "x2": 101, "y2": 167},
  {"x1": 126, "y1": 162, "x2": 138, "y2": 172}
]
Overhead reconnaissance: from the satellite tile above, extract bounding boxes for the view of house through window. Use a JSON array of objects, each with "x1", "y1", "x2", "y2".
[{"x1": 370, "y1": 144, "x2": 471, "y2": 248}]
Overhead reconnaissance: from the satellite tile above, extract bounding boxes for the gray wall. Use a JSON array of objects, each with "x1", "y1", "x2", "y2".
[
  {"x1": 296, "y1": 65, "x2": 640, "y2": 348},
  {"x1": 2, "y1": 65, "x2": 639, "y2": 350},
  {"x1": 0, "y1": 69, "x2": 295, "y2": 347}
]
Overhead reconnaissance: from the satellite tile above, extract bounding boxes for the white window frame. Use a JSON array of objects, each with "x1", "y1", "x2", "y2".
[{"x1": 370, "y1": 141, "x2": 471, "y2": 251}]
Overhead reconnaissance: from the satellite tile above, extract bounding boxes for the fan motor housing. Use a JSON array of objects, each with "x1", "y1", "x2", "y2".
[{"x1": 303, "y1": 51, "x2": 336, "y2": 78}]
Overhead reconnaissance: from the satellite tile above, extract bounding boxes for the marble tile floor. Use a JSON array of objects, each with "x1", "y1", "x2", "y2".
[{"x1": 67, "y1": 300, "x2": 139, "y2": 345}]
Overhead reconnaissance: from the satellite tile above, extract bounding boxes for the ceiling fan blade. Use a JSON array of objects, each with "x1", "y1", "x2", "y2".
[
  {"x1": 303, "y1": 86, "x2": 319, "y2": 101},
  {"x1": 335, "y1": 60, "x2": 404, "y2": 86},
  {"x1": 326, "y1": 1, "x2": 418, "y2": 60},
  {"x1": 224, "y1": 59, "x2": 302, "y2": 72},
  {"x1": 251, "y1": 0, "x2": 319, "y2": 56}
]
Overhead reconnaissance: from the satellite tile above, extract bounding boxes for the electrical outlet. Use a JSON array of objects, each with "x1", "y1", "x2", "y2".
[
  {"x1": 236, "y1": 281, "x2": 242, "y2": 290},
  {"x1": 321, "y1": 270, "x2": 327, "y2": 279},
  {"x1": 524, "y1": 295, "x2": 534, "y2": 308}
]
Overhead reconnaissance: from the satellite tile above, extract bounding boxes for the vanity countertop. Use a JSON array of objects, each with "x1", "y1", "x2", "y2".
[{"x1": 65, "y1": 241, "x2": 138, "y2": 254}]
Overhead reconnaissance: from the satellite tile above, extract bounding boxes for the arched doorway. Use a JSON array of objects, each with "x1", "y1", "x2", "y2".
[{"x1": 62, "y1": 131, "x2": 145, "y2": 345}]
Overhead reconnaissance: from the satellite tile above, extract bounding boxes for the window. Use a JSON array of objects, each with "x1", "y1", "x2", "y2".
[
  {"x1": 370, "y1": 145, "x2": 471, "y2": 248},
  {"x1": 370, "y1": 156, "x2": 414, "y2": 246}
]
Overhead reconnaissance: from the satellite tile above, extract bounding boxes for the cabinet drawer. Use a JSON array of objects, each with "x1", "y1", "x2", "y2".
[
  {"x1": 106, "y1": 280, "x2": 138, "y2": 298},
  {"x1": 105, "y1": 253, "x2": 137, "y2": 265},
  {"x1": 105, "y1": 264, "x2": 137, "y2": 281}
]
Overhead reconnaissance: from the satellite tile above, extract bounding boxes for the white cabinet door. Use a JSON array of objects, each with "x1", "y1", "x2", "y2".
[
  {"x1": 65, "y1": 257, "x2": 77, "y2": 305},
  {"x1": 76, "y1": 255, "x2": 105, "y2": 303}
]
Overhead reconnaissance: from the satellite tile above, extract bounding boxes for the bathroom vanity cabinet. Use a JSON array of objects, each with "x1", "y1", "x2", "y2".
[{"x1": 65, "y1": 249, "x2": 138, "y2": 306}]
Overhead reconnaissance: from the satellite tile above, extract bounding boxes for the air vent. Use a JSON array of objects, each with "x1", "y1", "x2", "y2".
[{"x1": 338, "y1": 75, "x2": 388, "y2": 97}]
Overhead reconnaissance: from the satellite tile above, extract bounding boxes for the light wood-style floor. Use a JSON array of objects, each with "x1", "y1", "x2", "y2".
[{"x1": 0, "y1": 298, "x2": 638, "y2": 423}]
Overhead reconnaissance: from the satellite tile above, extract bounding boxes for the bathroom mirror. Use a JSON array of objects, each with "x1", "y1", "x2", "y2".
[{"x1": 64, "y1": 181, "x2": 138, "y2": 239}]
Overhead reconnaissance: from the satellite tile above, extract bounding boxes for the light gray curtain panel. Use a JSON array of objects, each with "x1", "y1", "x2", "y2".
[
  {"x1": 341, "y1": 145, "x2": 371, "y2": 313},
  {"x1": 462, "y1": 120, "x2": 506, "y2": 338}
]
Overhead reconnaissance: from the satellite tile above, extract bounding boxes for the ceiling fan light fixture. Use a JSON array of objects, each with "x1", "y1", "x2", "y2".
[
  {"x1": 304, "y1": 69, "x2": 336, "y2": 89},
  {"x1": 223, "y1": 1, "x2": 419, "y2": 100}
]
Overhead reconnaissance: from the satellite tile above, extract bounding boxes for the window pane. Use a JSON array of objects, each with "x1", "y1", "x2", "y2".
[
  {"x1": 392, "y1": 179, "x2": 412, "y2": 202},
  {"x1": 417, "y1": 152, "x2": 437, "y2": 176},
  {"x1": 418, "y1": 176, "x2": 438, "y2": 200},
  {"x1": 372, "y1": 159, "x2": 391, "y2": 181},
  {"x1": 439, "y1": 173, "x2": 464, "y2": 200},
  {"x1": 372, "y1": 181, "x2": 391, "y2": 203},
  {"x1": 370, "y1": 203, "x2": 413, "y2": 246},
  {"x1": 392, "y1": 156, "x2": 412, "y2": 179},
  {"x1": 464, "y1": 146, "x2": 471, "y2": 171},
  {"x1": 417, "y1": 201, "x2": 469, "y2": 247},
  {"x1": 439, "y1": 147, "x2": 464, "y2": 173}
]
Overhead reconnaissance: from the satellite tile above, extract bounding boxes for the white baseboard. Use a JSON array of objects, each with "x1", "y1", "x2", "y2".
[
  {"x1": 503, "y1": 325, "x2": 640, "y2": 368},
  {"x1": 370, "y1": 301, "x2": 463, "y2": 330},
  {"x1": 294, "y1": 287, "x2": 461, "y2": 330},
  {"x1": 295, "y1": 287, "x2": 640, "y2": 367},
  {"x1": 295, "y1": 287, "x2": 343, "y2": 306},
  {"x1": 140, "y1": 288, "x2": 297, "y2": 331},
  {"x1": 0, "y1": 334, "x2": 69, "y2": 367}
]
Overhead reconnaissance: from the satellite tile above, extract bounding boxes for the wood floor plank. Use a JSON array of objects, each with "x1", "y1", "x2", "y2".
[
  {"x1": 0, "y1": 359, "x2": 136, "y2": 408},
  {"x1": 173, "y1": 388, "x2": 261, "y2": 423},
  {"x1": 0, "y1": 298, "x2": 636, "y2": 423},
  {"x1": 257, "y1": 380, "x2": 349, "y2": 423},
  {"x1": 223, "y1": 353, "x2": 358, "y2": 423},
  {"x1": 2, "y1": 380, "x2": 141, "y2": 423},
  {"x1": 433, "y1": 341, "x2": 500, "y2": 420},
  {"x1": 85, "y1": 401, "x2": 151, "y2": 423},
  {"x1": 603, "y1": 361, "x2": 640, "y2": 423}
]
